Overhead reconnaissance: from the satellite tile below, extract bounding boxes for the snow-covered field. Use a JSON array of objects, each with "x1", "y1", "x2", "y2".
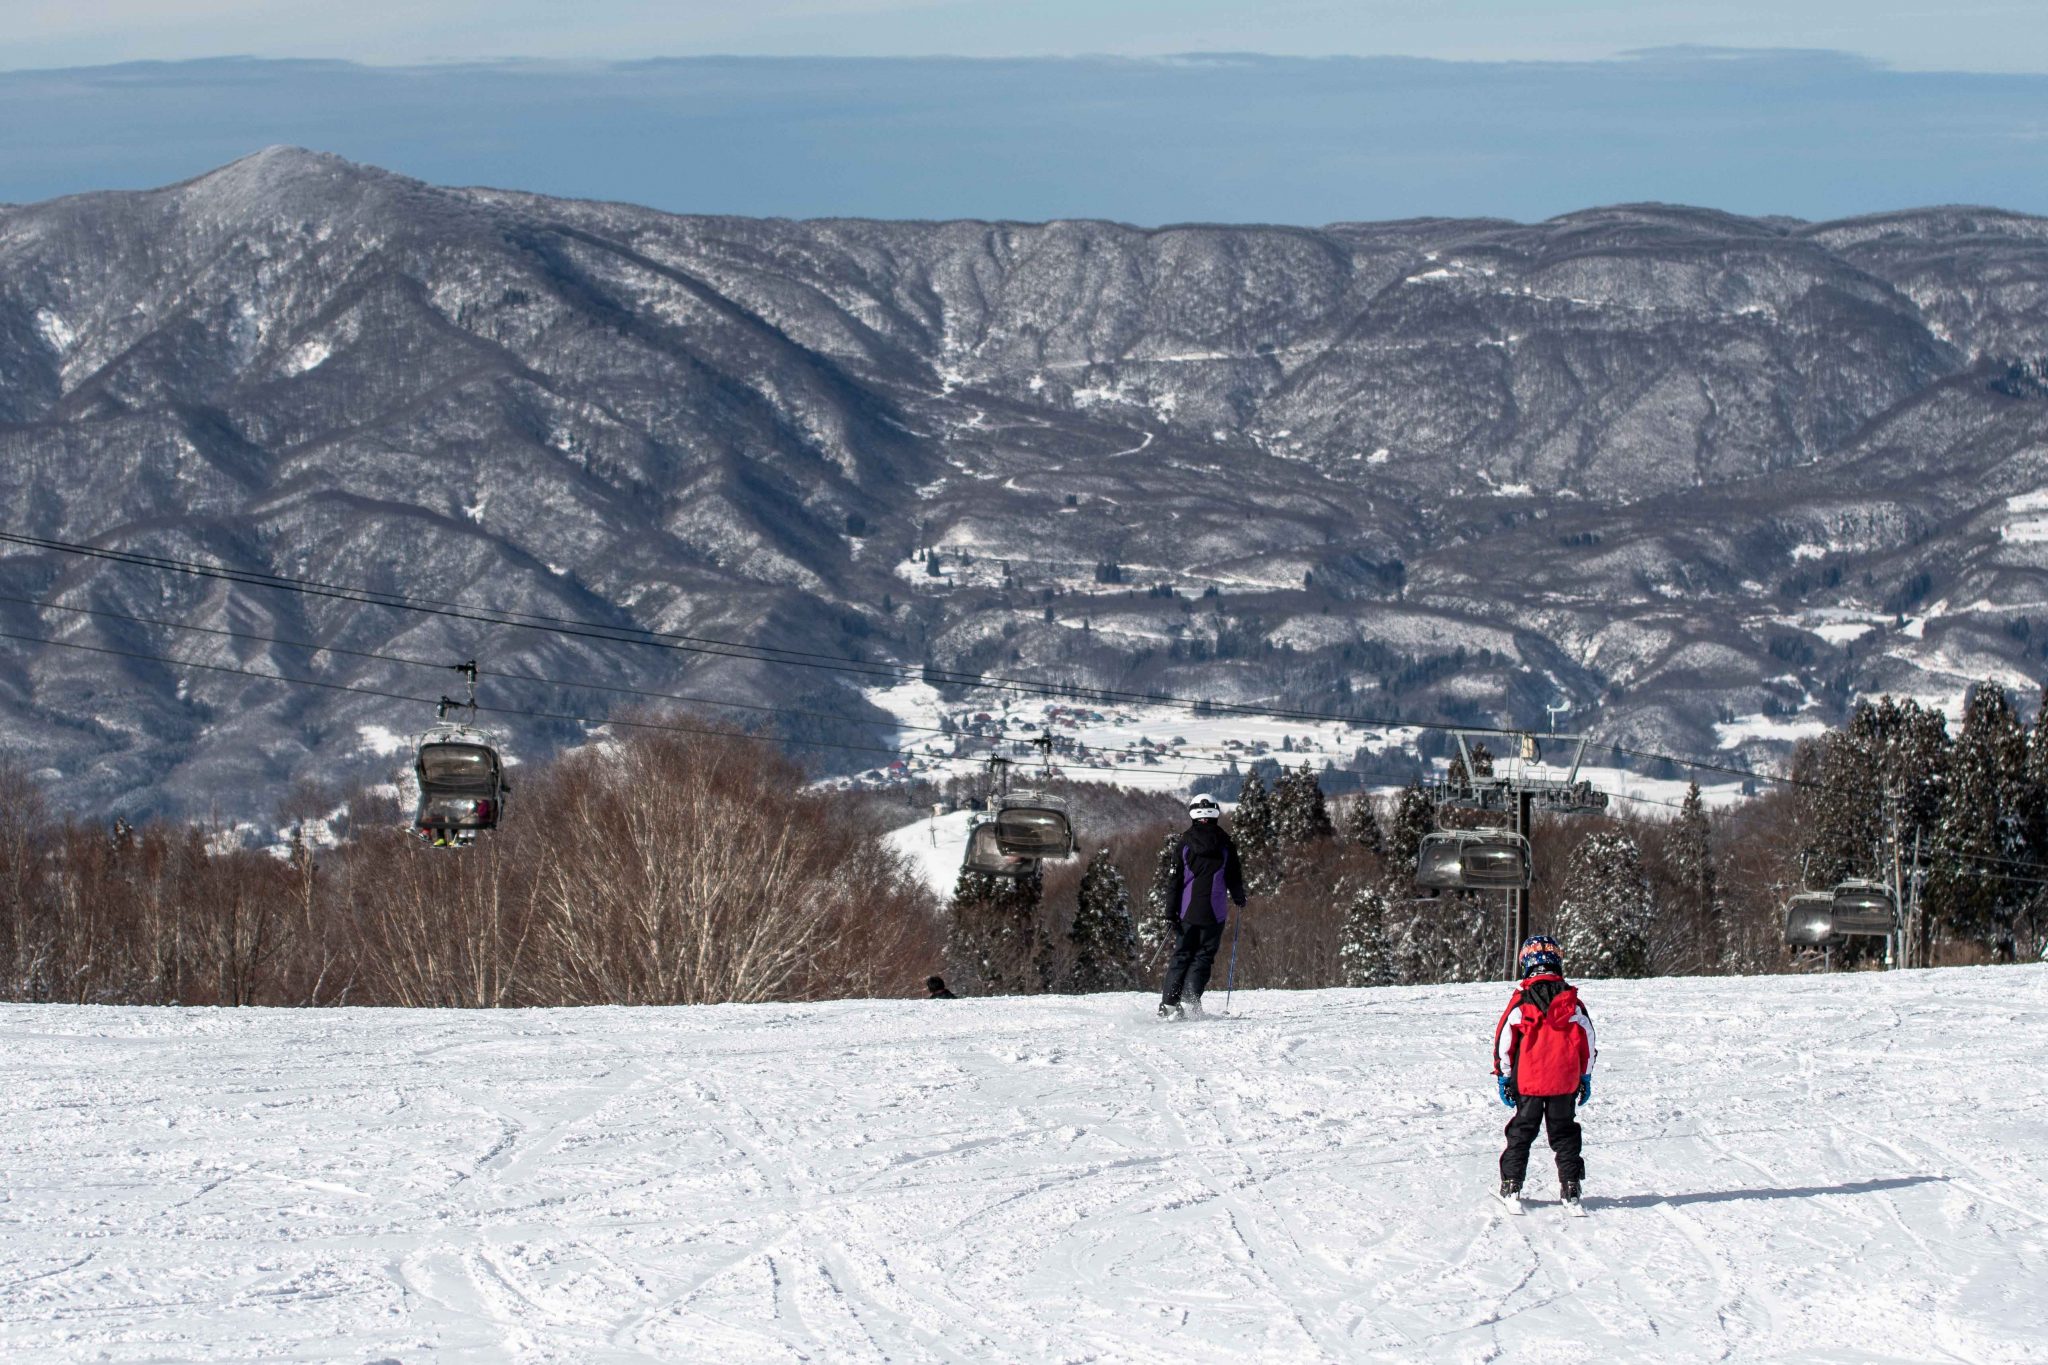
[
  {"x1": 857, "y1": 679, "x2": 1394, "y2": 794},
  {"x1": 854, "y1": 681, "x2": 1749, "y2": 819},
  {"x1": 5, "y1": 967, "x2": 2045, "y2": 1363},
  {"x1": 885, "y1": 806, "x2": 993, "y2": 897}
]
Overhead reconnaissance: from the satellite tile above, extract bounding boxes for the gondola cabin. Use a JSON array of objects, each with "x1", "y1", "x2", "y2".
[
  {"x1": 1783, "y1": 890, "x2": 1840, "y2": 947},
  {"x1": 992, "y1": 791, "x2": 1075, "y2": 859},
  {"x1": 962, "y1": 819, "x2": 1038, "y2": 879},
  {"x1": 1414, "y1": 830, "x2": 1534, "y2": 892},
  {"x1": 414, "y1": 732, "x2": 508, "y2": 840}
]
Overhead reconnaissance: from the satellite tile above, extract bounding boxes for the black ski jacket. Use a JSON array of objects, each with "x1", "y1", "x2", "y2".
[{"x1": 1165, "y1": 820, "x2": 1247, "y2": 927}]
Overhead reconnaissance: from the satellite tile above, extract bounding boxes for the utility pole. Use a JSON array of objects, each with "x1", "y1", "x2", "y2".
[
  {"x1": 1505, "y1": 786, "x2": 1535, "y2": 980},
  {"x1": 1909, "y1": 825, "x2": 1925, "y2": 968},
  {"x1": 1886, "y1": 786, "x2": 1902, "y2": 970},
  {"x1": 1437, "y1": 727, "x2": 1603, "y2": 982}
]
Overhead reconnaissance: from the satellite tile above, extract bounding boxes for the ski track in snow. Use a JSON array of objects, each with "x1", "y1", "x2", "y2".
[{"x1": 3, "y1": 968, "x2": 2045, "y2": 1363}]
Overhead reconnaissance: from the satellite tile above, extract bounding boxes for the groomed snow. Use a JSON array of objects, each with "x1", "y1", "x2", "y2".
[{"x1": 5, "y1": 968, "x2": 2045, "y2": 1363}]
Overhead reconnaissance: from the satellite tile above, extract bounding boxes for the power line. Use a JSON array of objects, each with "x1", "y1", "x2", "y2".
[
  {"x1": 0, "y1": 527, "x2": 2007, "y2": 812},
  {"x1": 0, "y1": 530, "x2": 1536, "y2": 738},
  {"x1": 0, "y1": 627, "x2": 1223, "y2": 785},
  {"x1": 1606, "y1": 743, "x2": 1804, "y2": 791},
  {"x1": 18, "y1": 613, "x2": 2048, "y2": 891},
  {"x1": 0, "y1": 590, "x2": 1245, "y2": 771},
  {"x1": 1601, "y1": 785, "x2": 2048, "y2": 889}
]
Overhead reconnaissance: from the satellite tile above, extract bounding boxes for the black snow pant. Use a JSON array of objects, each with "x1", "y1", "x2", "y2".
[
  {"x1": 1160, "y1": 921, "x2": 1226, "y2": 1005},
  {"x1": 1500, "y1": 1093, "x2": 1584, "y2": 1185}
]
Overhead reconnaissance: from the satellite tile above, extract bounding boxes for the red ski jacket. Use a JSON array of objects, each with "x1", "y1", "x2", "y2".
[{"x1": 1491, "y1": 974, "x2": 1596, "y2": 1098}]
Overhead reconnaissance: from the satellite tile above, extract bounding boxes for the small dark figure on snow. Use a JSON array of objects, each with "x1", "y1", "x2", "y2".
[
  {"x1": 1157, "y1": 795, "x2": 1247, "y2": 1019},
  {"x1": 1491, "y1": 935, "x2": 1597, "y2": 1214},
  {"x1": 926, "y1": 975, "x2": 956, "y2": 1000}
]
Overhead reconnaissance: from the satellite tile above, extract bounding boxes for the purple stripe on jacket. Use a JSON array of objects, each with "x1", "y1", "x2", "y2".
[{"x1": 1180, "y1": 846, "x2": 1232, "y2": 924}]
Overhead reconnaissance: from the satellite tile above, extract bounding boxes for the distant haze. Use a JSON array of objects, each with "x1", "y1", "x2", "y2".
[
  {"x1": 10, "y1": 0, "x2": 2048, "y2": 74},
  {"x1": 4, "y1": 51, "x2": 2046, "y2": 223}
]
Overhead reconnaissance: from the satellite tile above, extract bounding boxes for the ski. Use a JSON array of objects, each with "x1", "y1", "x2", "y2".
[{"x1": 1496, "y1": 1190, "x2": 1526, "y2": 1217}]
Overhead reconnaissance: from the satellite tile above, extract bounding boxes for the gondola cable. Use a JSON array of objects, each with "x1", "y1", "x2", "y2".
[
  {"x1": 0, "y1": 530, "x2": 1540, "y2": 739},
  {"x1": 2, "y1": 528, "x2": 2030, "y2": 816},
  {"x1": 0, "y1": 626, "x2": 1225, "y2": 784},
  {"x1": 0, "y1": 590, "x2": 1263, "y2": 773}
]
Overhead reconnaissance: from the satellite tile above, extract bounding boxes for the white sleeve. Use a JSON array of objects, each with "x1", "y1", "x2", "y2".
[
  {"x1": 1574, "y1": 1003, "x2": 1597, "y2": 1076},
  {"x1": 1495, "y1": 1016, "x2": 1516, "y2": 1073}
]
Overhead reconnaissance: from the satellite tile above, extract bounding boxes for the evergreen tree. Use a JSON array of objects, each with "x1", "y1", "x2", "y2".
[
  {"x1": 1670, "y1": 780, "x2": 1719, "y2": 961},
  {"x1": 1273, "y1": 762, "x2": 1336, "y2": 847},
  {"x1": 1138, "y1": 827, "x2": 1182, "y2": 968},
  {"x1": 2021, "y1": 694, "x2": 2048, "y2": 953},
  {"x1": 1344, "y1": 792, "x2": 1386, "y2": 856},
  {"x1": 1338, "y1": 881, "x2": 1395, "y2": 987},
  {"x1": 1797, "y1": 697, "x2": 1951, "y2": 888},
  {"x1": 1551, "y1": 831, "x2": 1655, "y2": 978},
  {"x1": 2026, "y1": 690, "x2": 2048, "y2": 847},
  {"x1": 1067, "y1": 850, "x2": 1140, "y2": 992},
  {"x1": 1390, "y1": 897, "x2": 1494, "y2": 985},
  {"x1": 945, "y1": 862, "x2": 1048, "y2": 994},
  {"x1": 1233, "y1": 770, "x2": 1281, "y2": 894},
  {"x1": 1929, "y1": 685, "x2": 2029, "y2": 957},
  {"x1": 1386, "y1": 779, "x2": 1438, "y2": 882},
  {"x1": 1446, "y1": 742, "x2": 1495, "y2": 798}
]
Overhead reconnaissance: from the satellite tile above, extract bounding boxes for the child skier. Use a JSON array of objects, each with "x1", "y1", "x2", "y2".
[{"x1": 1491, "y1": 934, "x2": 1596, "y2": 1215}]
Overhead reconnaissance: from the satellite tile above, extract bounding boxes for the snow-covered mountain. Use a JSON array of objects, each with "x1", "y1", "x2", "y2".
[
  {"x1": 4, "y1": 147, "x2": 2048, "y2": 816},
  {"x1": 3, "y1": 967, "x2": 2042, "y2": 1361}
]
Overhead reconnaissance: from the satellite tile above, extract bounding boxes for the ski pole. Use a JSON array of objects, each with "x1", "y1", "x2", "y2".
[{"x1": 1223, "y1": 907, "x2": 1243, "y2": 1013}]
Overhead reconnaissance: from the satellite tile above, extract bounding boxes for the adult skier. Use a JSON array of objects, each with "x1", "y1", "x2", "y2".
[
  {"x1": 1491, "y1": 934, "x2": 1596, "y2": 1215},
  {"x1": 1157, "y1": 795, "x2": 1248, "y2": 1019}
]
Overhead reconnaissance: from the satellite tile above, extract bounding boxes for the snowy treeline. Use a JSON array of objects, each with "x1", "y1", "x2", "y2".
[
  {"x1": 5, "y1": 688, "x2": 2046, "y2": 1008},
  {"x1": 942, "y1": 760, "x2": 1676, "y2": 996},
  {"x1": 0, "y1": 727, "x2": 938, "y2": 1007},
  {"x1": 941, "y1": 686, "x2": 2048, "y2": 998},
  {"x1": 1790, "y1": 686, "x2": 2048, "y2": 964}
]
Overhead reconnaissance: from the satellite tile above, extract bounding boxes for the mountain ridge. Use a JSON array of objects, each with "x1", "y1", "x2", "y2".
[{"x1": 3, "y1": 148, "x2": 2047, "y2": 818}]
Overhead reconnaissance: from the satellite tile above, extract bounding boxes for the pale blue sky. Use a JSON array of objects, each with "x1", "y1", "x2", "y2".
[
  {"x1": 7, "y1": 4, "x2": 2048, "y2": 223},
  {"x1": 5, "y1": 52, "x2": 2045, "y2": 224},
  {"x1": 10, "y1": 0, "x2": 2048, "y2": 73}
]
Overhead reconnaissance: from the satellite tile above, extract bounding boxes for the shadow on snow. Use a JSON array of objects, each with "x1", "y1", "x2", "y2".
[{"x1": 1590, "y1": 1175, "x2": 1947, "y2": 1211}]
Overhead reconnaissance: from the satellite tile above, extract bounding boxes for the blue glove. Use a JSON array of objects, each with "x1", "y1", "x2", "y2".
[
  {"x1": 1577, "y1": 1074, "x2": 1592, "y2": 1106},
  {"x1": 1496, "y1": 1076, "x2": 1516, "y2": 1107}
]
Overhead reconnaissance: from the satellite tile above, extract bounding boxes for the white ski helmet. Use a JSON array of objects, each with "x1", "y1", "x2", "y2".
[{"x1": 1187, "y1": 795, "x2": 1223, "y2": 821}]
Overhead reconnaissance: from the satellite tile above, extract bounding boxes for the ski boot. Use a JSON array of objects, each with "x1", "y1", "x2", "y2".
[
  {"x1": 1157, "y1": 1000, "x2": 1184, "y2": 1021},
  {"x1": 1498, "y1": 1179, "x2": 1525, "y2": 1215},
  {"x1": 1560, "y1": 1179, "x2": 1585, "y2": 1217}
]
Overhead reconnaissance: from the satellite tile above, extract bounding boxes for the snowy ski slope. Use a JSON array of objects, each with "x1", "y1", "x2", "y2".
[{"x1": 3, "y1": 967, "x2": 2045, "y2": 1363}]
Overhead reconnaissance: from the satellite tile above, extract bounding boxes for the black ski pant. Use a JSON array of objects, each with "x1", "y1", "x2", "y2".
[
  {"x1": 1500, "y1": 1093, "x2": 1584, "y2": 1185},
  {"x1": 1160, "y1": 921, "x2": 1226, "y2": 1005}
]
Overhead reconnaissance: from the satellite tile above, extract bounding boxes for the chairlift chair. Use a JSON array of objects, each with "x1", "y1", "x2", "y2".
[
  {"x1": 1829, "y1": 879, "x2": 1897, "y2": 936},
  {"x1": 414, "y1": 727, "x2": 508, "y2": 840},
  {"x1": 1783, "y1": 890, "x2": 1841, "y2": 947},
  {"x1": 1414, "y1": 830, "x2": 1534, "y2": 892},
  {"x1": 962, "y1": 817, "x2": 1039, "y2": 879},
  {"x1": 991, "y1": 790, "x2": 1075, "y2": 859}
]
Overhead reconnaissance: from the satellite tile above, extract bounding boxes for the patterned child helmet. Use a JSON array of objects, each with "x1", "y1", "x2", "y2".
[
  {"x1": 1187, "y1": 796, "x2": 1223, "y2": 821},
  {"x1": 1518, "y1": 935, "x2": 1564, "y2": 977}
]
